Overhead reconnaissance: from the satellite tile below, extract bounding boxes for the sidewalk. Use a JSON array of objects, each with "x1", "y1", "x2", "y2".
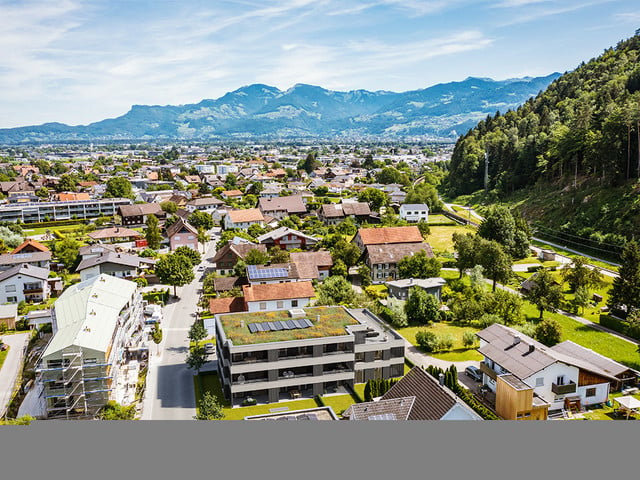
[{"x1": 0, "y1": 332, "x2": 30, "y2": 418}]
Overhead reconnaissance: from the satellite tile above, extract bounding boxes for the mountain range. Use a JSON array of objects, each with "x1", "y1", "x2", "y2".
[{"x1": 0, "y1": 74, "x2": 561, "y2": 144}]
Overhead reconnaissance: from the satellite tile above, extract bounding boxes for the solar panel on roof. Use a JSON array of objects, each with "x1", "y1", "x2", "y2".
[
  {"x1": 248, "y1": 323, "x2": 258, "y2": 333},
  {"x1": 291, "y1": 319, "x2": 303, "y2": 329},
  {"x1": 272, "y1": 321, "x2": 284, "y2": 330},
  {"x1": 281, "y1": 320, "x2": 293, "y2": 330},
  {"x1": 299, "y1": 318, "x2": 313, "y2": 328},
  {"x1": 255, "y1": 323, "x2": 266, "y2": 332},
  {"x1": 267, "y1": 322, "x2": 277, "y2": 331}
]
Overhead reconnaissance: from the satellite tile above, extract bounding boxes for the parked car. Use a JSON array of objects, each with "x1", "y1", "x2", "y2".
[
  {"x1": 197, "y1": 265, "x2": 206, "y2": 272},
  {"x1": 204, "y1": 343, "x2": 216, "y2": 355},
  {"x1": 465, "y1": 365, "x2": 482, "y2": 382}
]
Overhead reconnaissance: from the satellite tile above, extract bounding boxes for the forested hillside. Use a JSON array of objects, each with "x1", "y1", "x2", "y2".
[{"x1": 445, "y1": 32, "x2": 640, "y2": 249}]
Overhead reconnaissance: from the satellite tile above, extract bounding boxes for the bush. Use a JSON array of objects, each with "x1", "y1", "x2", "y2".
[
  {"x1": 462, "y1": 330, "x2": 477, "y2": 348},
  {"x1": 527, "y1": 265, "x2": 543, "y2": 273},
  {"x1": 478, "y1": 313, "x2": 501, "y2": 328},
  {"x1": 241, "y1": 397, "x2": 258, "y2": 406},
  {"x1": 415, "y1": 330, "x2": 438, "y2": 352}
]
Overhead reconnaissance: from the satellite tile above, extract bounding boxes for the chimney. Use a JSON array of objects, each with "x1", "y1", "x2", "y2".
[
  {"x1": 513, "y1": 335, "x2": 521, "y2": 346},
  {"x1": 316, "y1": 314, "x2": 320, "y2": 323},
  {"x1": 438, "y1": 373, "x2": 444, "y2": 386}
]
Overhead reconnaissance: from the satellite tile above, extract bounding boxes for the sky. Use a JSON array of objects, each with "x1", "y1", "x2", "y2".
[{"x1": 0, "y1": 0, "x2": 638, "y2": 128}]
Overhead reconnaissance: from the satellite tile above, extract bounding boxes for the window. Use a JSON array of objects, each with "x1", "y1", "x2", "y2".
[
  {"x1": 535, "y1": 378, "x2": 544, "y2": 387},
  {"x1": 276, "y1": 300, "x2": 284, "y2": 309},
  {"x1": 556, "y1": 375, "x2": 565, "y2": 385},
  {"x1": 259, "y1": 302, "x2": 267, "y2": 310},
  {"x1": 586, "y1": 387, "x2": 597, "y2": 397},
  {"x1": 174, "y1": 236, "x2": 181, "y2": 240},
  {"x1": 7, "y1": 296, "x2": 17, "y2": 303},
  {"x1": 4, "y1": 284, "x2": 16, "y2": 293},
  {"x1": 291, "y1": 300, "x2": 298, "y2": 307}
]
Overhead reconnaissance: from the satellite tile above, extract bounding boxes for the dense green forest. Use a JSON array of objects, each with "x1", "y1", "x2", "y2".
[{"x1": 444, "y1": 31, "x2": 640, "y2": 250}]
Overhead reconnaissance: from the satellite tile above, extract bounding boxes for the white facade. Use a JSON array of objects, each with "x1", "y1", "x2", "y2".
[
  {"x1": 246, "y1": 297, "x2": 311, "y2": 312},
  {"x1": 399, "y1": 204, "x2": 429, "y2": 222},
  {"x1": 194, "y1": 164, "x2": 215, "y2": 174},
  {"x1": 0, "y1": 272, "x2": 50, "y2": 304}
]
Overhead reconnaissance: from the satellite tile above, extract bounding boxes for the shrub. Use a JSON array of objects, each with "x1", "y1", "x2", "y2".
[
  {"x1": 462, "y1": 330, "x2": 477, "y2": 348},
  {"x1": 415, "y1": 330, "x2": 439, "y2": 352},
  {"x1": 478, "y1": 313, "x2": 501, "y2": 328}
]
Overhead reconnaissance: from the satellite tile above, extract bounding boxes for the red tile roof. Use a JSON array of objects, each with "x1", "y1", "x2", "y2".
[
  {"x1": 11, "y1": 238, "x2": 50, "y2": 254},
  {"x1": 209, "y1": 296, "x2": 247, "y2": 314},
  {"x1": 227, "y1": 208, "x2": 265, "y2": 223},
  {"x1": 242, "y1": 281, "x2": 315, "y2": 302},
  {"x1": 357, "y1": 226, "x2": 423, "y2": 246}
]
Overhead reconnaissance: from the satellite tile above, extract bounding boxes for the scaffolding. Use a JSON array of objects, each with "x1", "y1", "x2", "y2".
[{"x1": 37, "y1": 346, "x2": 113, "y2": 420}]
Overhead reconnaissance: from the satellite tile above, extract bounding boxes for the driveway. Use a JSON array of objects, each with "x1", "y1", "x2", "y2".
[
  {"x1": 0, "y1": 332, "x2": 30, "y2": 417},
  {"x1": 141, "y1": 241, "x2": 217, "y2": 420}
]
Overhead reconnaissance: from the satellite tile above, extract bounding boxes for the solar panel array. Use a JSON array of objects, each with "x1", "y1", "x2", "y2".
[
  {"x1": 246, "y1": 264, "x2": 290, "y2": 280},
  {"x1": 247, "y1": 318, "x2": 313, "y2": 333}
]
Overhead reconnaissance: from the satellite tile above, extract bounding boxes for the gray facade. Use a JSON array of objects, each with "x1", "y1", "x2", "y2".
[{"x1": 215, "y1": 307, "x2": 405, "y2": 405}]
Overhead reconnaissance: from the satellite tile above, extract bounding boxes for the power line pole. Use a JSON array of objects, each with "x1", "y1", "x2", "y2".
[{"x1": 484, "y1": 151, "x2": 489, "y2": 191}]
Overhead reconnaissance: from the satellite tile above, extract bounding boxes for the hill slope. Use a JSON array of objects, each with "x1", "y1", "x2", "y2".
[
  {"x1": 445, "y1": 32, "x2": 640, "y2": 247},
  {"x1": 0, "y1": 75, "x2": 560, "y2": 143}
]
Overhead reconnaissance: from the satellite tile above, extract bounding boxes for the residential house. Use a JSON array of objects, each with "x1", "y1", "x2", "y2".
[
  {"x1": 342, "y1": 366, "x2": 482, "y2": 420},
  {"x1": 211, "y1": 306, "x2": 405, "y2": 405},
  {"x1": 35, "y1": 274, "x2": 145, "y2": 419},
  {"x1": 211, "y1": 276, "x2": 249, "y2": 295},
  {"x1": 209, "y1": 296, "x2": 248, "y2": 315},
  {"x1": 290, "y1": 251, "x2": 333, "y2": 281},
  {"x1": 0, "y1": 251, "x2": 51, "y2": 272},
  {"x1": 11, "y1": 239, "x2": 50, "y2": 255},
  {"x1": 223, "y1": 208, "x2": 265, "y2": 230},
  {"x1": 476, "y1": 323, "x2": 639, "y2": 419},
  {"x1": 222, "y1": 190, "x2": 244, "y2": 200},
  {"x1": 76, "y1": 252, "x2": 155, "y2": 282},
  {"x1": 245, "y1": 263, "x2": 317, "y2": 285},
  {"x1": 399, "y1": 204, "x2": 429, "y2": 222},
  {"x1": 211, "y1": 242, "x2": 268, "y2": 275},
  {"x1": 244, "y1": 406, "x2": 339, "y2": 421},
  {"x1": 166, "y1": 218, "x2": 199, "y2": 251},
  {"x1": 353, "y1": 226, "x2": 424, "y2": 252},
  {"x1": 256, "y1": 227, "x2": 318, "y2": 251},
  {"x1": 55, "y1": 192, "x2": 91, "y2": 202},
  {"x1": 118, "y1": 203, "x2": 166, "y2": 226},
  {"x1": 87, "y1": 227, "x2": 142, "y2": 244},
  {"x1": 385, "y1": 277, "x2": 447, "y2": 301},
  {"x1": 186, "y1": 196, "x2": 225, "y2": 213},
  {"x1": 242, "y1": 281, "x2": 315, "y2": 312},
  {"x1": 319, "y1": 201, "x2": 372, "y2": 225},
  {"x1": 258, "y1": 195, "x2": 307, "y2": 220},
  {"x1": 0, "y1": 263, "x2": 51, "y2": 304},
  {"x1": 365, "y1": 243, "x2": 435, "y2": 283},
  {"x1": 78, "y1": 244, "x2": 120, "y2": 261}
]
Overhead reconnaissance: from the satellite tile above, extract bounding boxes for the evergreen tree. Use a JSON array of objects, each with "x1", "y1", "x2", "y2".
[
  {"x1": 145, "y1": 214, "x2": 162, "y2": 250},
  {"x1": 609, "y1": 240, "x2": 640, "y2": 314}
]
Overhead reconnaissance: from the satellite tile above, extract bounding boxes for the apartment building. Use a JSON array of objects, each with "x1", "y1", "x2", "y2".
[
  {"x1": 35, "y1": 274, "x2": 145, "y2": 419},
  {"x1": 213, "y1": 306, "x2": 405, "y2": 405},
  {"x1": 0, "y1": 197, "x2": 132, "y2": 223}
]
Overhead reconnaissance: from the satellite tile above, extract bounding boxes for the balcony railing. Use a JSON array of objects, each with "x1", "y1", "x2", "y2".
[
  {"x1": 551, "y1": 381, "x2": 577, "y2": 395},
  {"x1": 479, "y1": 361, "x2": 497, "y2": 380}
]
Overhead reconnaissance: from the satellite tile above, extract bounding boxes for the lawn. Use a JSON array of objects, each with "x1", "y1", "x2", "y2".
[
  {"x1": 579, "y1": 392, "x2": 640, "y2": 421},
  {"x1": 520, "y1": 302, "x2": 640, "y2": 371},
  {"x1": 194, "y1": 372, "x2": 319, "y2": 420},
  {"x1": 397, "y1": 322, "x2": 483, "y2": 362},
  {"x1": 427, "y1": 214, "x2": 457, "y2": 225},
  {"x1": 424, "y1": 224, "x2": 477, "y2": 253},
  {"x1": 0, "y1": 347, "x2": 9, "y2": 371},
  {"x1": 321, "y1": 393, "x2": 359, "y2": 417},
  {"x1": 23, "y1": 224, "x2": 87, "y2": 237}
]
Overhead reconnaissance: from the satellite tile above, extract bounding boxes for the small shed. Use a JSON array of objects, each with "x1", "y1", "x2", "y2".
[
  {"x1": 539, "y1": 249, "x2": 556, "y2": 262},
  {"x1": 0, "y1": 304, "x2": 18, "y2": 330}
]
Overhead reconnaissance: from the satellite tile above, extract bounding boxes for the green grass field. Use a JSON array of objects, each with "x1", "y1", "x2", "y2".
[
  {"x1": 397, "y1": 322, "x2": 483, "y2": 362},
  {"x1": 424, "y1": 224, "x2": 477, "y2": 253},
  {"x1": 0, "y1": 347, "x2": 9, "y2": 371}
]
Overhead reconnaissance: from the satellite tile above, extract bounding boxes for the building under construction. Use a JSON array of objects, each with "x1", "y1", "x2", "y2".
[{"x1": 35, "y1": 274, "x2": 145, "y2": 419}]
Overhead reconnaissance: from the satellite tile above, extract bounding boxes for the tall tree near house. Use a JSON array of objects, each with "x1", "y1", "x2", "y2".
[
  {"x1": 104, "y1": 176, "x2": 134, "y2": 199},
  {"x1": 404, "y1": 287, "x2": 439, "y2": 325},
  {"x1": 197, "y1": 227, "x2": 208, "y2": 254},
  {"x1": 155, "y1": 252, "x2": 195, "y2": 297},
  {"x1": 524, "y1": 269, "x2": 563, "y2": 319},
  {"x1": 561, "y1": 256, "x2": 603, "y2": 292},
  {"x1": 397, "y1": 251, "x2": 441, "y2": 279},
  {"x1": 316, "y1": 275, "x2": 356, "y2": 306},
  {"x1": 151, "y1": 322, "x2": 163, "y2": 355},
  {"x1": 188, "y1": 211, "x2": 214, "y2": 231},
  {"x1": 608, "y1": 240, "x2": 640, "y2": 315},
  {"x1": 534, "y1": 317, "x2": 563, "y2": 347},
  {"x1": 160, "y1": 201, "x2": 178, "y2": 214},
  {"x1": 298, "y1": 150, "x2": 321, "y2": 174},
  {"x1": 479, "y1": 240, "x2": 512, "y2": 292},
  {"x1": 145, "y1": 214, "x2": 162, "y2": 250},
  {"x1": 53, "y1": 235, "x2": 81, "y2": 270},
  {"x1": 194, "y1": 391, "x2": 224, "y2": 420},
  {"x1": 452, "y1": 232, "x2": 479, "y2": 278}
]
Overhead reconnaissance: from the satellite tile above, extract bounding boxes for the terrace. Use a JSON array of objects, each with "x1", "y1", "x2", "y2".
[{"x1": 218, "y1": 306, "x2": 360, "y2": 346}]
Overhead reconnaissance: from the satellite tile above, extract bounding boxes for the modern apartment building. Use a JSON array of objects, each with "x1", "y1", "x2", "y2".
[
  {"x1": 35, "y1": 274, "x2": 145, "y2": 419},
  {"x1": 0, "y1": 197, "x2": 132, "y2": 223},
  {"x1": 213, "y1": 306, "x2": 405, "y2": 406}
]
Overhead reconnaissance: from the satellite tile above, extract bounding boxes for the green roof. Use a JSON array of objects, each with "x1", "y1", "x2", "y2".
[{"x1": 219, "y1": 306, "x2": 359, "y2": 346}]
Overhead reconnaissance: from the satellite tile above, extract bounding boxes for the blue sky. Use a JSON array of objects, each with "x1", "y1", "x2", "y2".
[{"x1": 0, "y1": 0, "x2": 638, "y2": 128}]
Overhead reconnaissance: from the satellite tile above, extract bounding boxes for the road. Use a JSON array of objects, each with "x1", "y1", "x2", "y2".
[
  {"x1": 443, "y1": 202, "x2": 620, "y2": 276},
  {"x1": 0, "y1": 332, "x2": 30, "y2": 418},
  {"x1": 141, "y1": 239, "x2": 217, "y2": 420}
]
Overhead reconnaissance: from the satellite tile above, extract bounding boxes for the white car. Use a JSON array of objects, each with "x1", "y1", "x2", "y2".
[
  {"x1": 197, "y1": 265, "x2": 206, "y2": 272},
  {"x1": 204, "y1": 343, "x2": 216, "y2": 355}
]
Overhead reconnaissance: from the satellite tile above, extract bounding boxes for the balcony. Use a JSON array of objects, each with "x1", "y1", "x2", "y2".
[
  {"x1": 23, "y1": 287, "x2": 43, "y2": 294},
  {"x1": 551, "y1": 381, "x2": 577, "y2": 395},
  {"x1": 479, "y1": 361, "x2": 497, "y2": 380}
]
